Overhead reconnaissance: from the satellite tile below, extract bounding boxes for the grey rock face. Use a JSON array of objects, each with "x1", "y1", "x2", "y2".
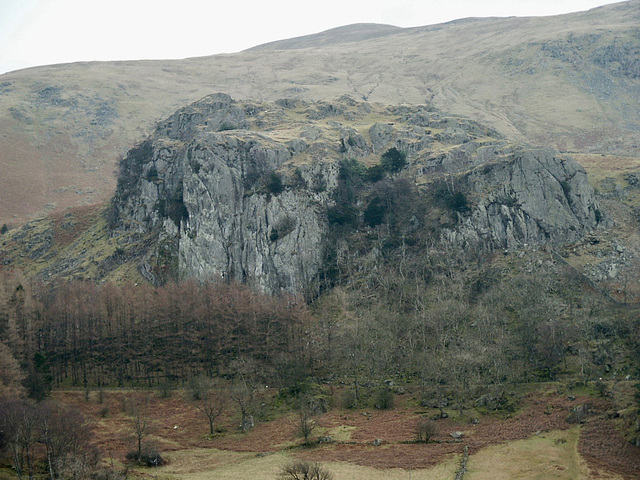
[
  {"x1": 110, "y1": 94, "x2": 341, "y2": 292},
  {"x1": 446, "y1": 146, "x2": 601, "y2": 250},
  {"x1": 110, "y1": 94, "x2": 601, "y2": 293},
  {"x1": 178, "y1": 132, "x2": 336, "y2": 293}
]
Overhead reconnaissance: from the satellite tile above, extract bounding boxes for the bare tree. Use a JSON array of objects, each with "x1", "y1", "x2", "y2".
[
  {"x1": 0, "y1": 397, "x2": 37, "y2": 480},
  {"x1": 230, "y1": 377, "x2": 255, "y2": 433},
  {"x1": 295, "y1": 396, "x2": 323, "y2": 446},
  {"x1": 297, "y1": 410, "x2": 317, "y2": 446},
  {"x1": 189, "y1": 376, "x2": 228, "y2": 436},
  {"x1": 0, "y1": 341, "x2": 24, "y2": 396},
  {"x1": 229, "y1": 357, "x2": 261, "y2": 433},
  {"x1": 415, "y1": 418, "x2": 438, "y2": 443},
  {"x1": 128, "y1": 402, "x2": 152, "y2": 463},
  {"x1": 38, "y1": 401, "x2": 96, "y2": 480},
  {"x1": 279, "y1": 461, "x2": 333, "y2": 480}
]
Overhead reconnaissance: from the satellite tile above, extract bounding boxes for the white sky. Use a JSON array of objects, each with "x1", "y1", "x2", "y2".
[{"x1": 0, "y1": 0, "x2": 626, "y2": 75}]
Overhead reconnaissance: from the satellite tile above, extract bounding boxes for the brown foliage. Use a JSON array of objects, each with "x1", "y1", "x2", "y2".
[{"x1": 7, "y1": 278, "x2": 310, "y2": 388}]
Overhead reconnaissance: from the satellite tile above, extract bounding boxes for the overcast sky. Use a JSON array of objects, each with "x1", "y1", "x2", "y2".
[{"x1": 0, "y1": 0, "x2": 625, "y2": 75}]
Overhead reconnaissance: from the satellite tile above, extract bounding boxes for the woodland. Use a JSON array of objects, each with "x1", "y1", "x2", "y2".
[{"x1": 1, "y1": 231, "x2": 639, "y2": 478}]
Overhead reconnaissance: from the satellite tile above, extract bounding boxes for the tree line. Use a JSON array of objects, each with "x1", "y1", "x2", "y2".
[
  {"x1": 2, "y1": 247, "x2": 637, "y2": 408},
  {"x1": 0, "y1": 271, "x2": 310, "y2": 396}
]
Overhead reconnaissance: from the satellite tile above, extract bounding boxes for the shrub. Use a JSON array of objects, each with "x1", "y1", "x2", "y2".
[
  {"x1": 270, "y1": 216, "x2": 296, "y2": 242},
  {"x1": 339, "y1": 158, "x2": 367, "y2": 183},
  {"x1": 279, "y1": 461, "x2": 334, "y2": 480},
  {"x1": 266, "y1": 171, "x2": 284, "y2": 195},
  {"x1": 594, "y1": 208, "x2": 603, "y2": 224},
  {"x1": 595, "y1": 379, "x2": 607, "y2": 397},
  {"x1": 432, "y1": 179, "x2": 471, "y2": 214},
  {"x1": 448, "y1": 191, "x2": 470, "y2": 213},
  {"x1": 363, "y1": 196, "x2": 387, "y2": 227},
  {"x1": 93, "y1": 467, "x2": 130, "y2": 480},
  {"x1": 145, "y1": 165, "x2": 159, "y2": 182},
  {"x1": 125, "y1": 449, "x2": 165, "y2": 467},
  {"x1": 218, "y1": 121, "x2": 237, "y2": 131},
  {"x1": 327, "y1": 205, "x2": 357, "y2": 226},
  {"x1": 415, "y1": 418, "x2": 438, "y2": 443},
  {"x1": 341, "y1": 389, "x2": 359, "y2": 409},
  {"x1": 375, "y1": 388, "x2": 394, "y2": 410},
  {"x1": 380, "y1": 147, "x2": 407, "y2": 172},
  {"x1": 365, "y1": 164, "x2": 386, "y2": 182}
]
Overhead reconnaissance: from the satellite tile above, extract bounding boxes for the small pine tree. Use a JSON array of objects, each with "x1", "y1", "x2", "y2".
[
  {"x1": 380, "y1": 147, "x2": 407, "y2": 172},
  {"x1": 266, "y1": 171, "x2": 284, "y2": 194}
]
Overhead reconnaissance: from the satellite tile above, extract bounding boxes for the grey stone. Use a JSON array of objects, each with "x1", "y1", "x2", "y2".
[{"x1": 109, "y1": 95, "x2": 601, "y2": 294}]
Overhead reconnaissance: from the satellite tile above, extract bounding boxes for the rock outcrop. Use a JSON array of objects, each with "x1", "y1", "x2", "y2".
[
  {"x1": 109, "y1": 94, "x2": 601, "y2": 293},
  {"x1": 447, "y1": 145, "x2": 602, "y2": 250}
]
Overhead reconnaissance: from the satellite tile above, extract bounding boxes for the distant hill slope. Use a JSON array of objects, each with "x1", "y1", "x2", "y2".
[
  {"x1": 0, "y1": 1, "x2": 639, "y2": 225},
  {"x1": 246, "y1": 23, "x2": 404, "y2": 50}
]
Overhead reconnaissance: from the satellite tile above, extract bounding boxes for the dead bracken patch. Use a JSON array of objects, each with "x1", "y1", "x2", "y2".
[
  {"x1": 54, "y1": 389, "x2": 638, "y2": 477},
  {"x1": 579, "y1": 417, "x2": 640, "y2": 480}
]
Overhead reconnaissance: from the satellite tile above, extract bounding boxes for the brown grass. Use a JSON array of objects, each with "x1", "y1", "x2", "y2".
[
  {"x1": 51, "y1": 388, "x2": 638, "y2": 479},
  {"x1": 579, "y1": 418, "x2": 640, "y2": 480}
]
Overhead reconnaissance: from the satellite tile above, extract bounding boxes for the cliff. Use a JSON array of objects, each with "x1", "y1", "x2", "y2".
[{"x1": 109, "y1": 94, "x2": 602, "y2": 293}]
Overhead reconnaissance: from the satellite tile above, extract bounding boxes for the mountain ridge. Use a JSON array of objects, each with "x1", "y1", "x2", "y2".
[{"x1": 246, "y1": 23, "x2": 405, "y2": 51}]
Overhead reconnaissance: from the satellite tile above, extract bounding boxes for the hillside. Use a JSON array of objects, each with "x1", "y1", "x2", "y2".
[
  {"x1": 2, "y1": 92, "x2": 640, "y2": 300},
  {"x1": 1, "y1": 1, "x2": 639, "y2": 225},
  {"x1": 1, "y1": 94, "x2": 608, "y2": 289}
]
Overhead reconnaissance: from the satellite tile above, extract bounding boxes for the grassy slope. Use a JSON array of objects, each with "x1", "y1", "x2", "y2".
[
  {"x1": 47, "y1": 387, "x2": 637, "y2": 480},
  {"x1": 465, "y1": 428, "x2": 594, "y2": 480},
  {"x1": 159, "y1": 451, "x2": 459, "y2": 480},
  {"x1": 1, "y1": 2, "x2": 639, "y2": 225}
]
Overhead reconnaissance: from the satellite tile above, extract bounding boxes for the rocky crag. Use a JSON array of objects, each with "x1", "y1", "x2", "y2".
[{"x1": 108, "y1": 94, "x2": 601, "y2": 294}]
